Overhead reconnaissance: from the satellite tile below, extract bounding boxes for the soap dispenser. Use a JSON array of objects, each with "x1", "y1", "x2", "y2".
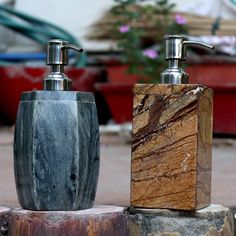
[
  {"x1": 14, "y1": 39, "x2": 100, "y2": 211},
  {"x1": 131, "y1": 35, "x2": 214, "y2": 210}
]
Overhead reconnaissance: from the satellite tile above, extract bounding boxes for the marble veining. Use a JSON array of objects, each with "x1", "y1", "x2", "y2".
[
  {"x1": 131, "y1": 84, "x2": 212, "y2": 210},
  {"x1": 14, "y1": 91, "x2": 99, "y2": 211}
]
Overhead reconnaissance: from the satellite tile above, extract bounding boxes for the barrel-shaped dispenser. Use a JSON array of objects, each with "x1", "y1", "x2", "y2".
[{"x1": 14, "y1": 39, "x2": 100, "y2": 211}]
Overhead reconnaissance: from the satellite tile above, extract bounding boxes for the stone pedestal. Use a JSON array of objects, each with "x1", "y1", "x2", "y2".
[
  {"x1": 0, "y1": 207, "x2": 11, "y2": 235},
  {"x1": 8, "y1": 205, "x2": 128, "y2": 236},
  {"x1": 0, "y1": 205, "x2": 234, "y2": 235},
  {"x1": 127, "y1": 204, "x2": 234, "y2": 236},
  {"x1": 131, "y1": 84, "x2": 213, "y2": 210}
]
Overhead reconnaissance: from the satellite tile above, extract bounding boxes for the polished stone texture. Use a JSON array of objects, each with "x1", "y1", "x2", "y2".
[
  {"x1": 131, "y1": 84, "x2": 213, "y2": 210},
  {"x1": 128, "y1": 205, "x2": 234, "y2": 236},
  {"x1": 14, "y1": 91, "x2": 100, "y2": 211},
  {"x1": 8, "y1": 206, "x2": 128, "y2": 236}
]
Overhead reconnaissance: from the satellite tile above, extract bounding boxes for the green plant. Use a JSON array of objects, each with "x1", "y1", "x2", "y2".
[{"x1": 111, "y1": 0, "x2": 188, "y2": 82}]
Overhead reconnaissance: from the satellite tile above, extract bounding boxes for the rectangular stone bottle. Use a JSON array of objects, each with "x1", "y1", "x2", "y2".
[{"x1": 131, "y1": 35, "x2": 214, "y2": 210}]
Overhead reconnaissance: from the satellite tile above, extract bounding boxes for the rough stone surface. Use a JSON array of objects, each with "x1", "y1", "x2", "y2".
[
  {"x1": 14, "y1": 91, "x2": 100, "y2": 211},
  {"x1": 8, "y1": 205, "x2": 129, "y2": 236},
  {"x1": 0, "y1": 207, "x2": 11, "y2": 236},
  {"x1": 127, "y1": 204, "x2": 234, "y2": 236},
  {"x1": 131, "y1": 84, "x2": 213, "y2": 210},
  {"x1": 0, "y1": 205, "x2": 234, "y2": 236}
]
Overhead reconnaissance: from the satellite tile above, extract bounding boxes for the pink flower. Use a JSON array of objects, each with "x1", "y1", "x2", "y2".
[
  {"x1": 175, "y1": 14, "x2": 187, "y2": 25},
  {"x1": 143, "y1": 49, "x2": 158, "y2": 59},
  {"x1": 119, "y1": 25, "x2": 130, "y2": 33}
]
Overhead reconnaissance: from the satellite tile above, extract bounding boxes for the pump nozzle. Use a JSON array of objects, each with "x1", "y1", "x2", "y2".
[
  {"x1": 161, "y1": 35, "x2": 214, "y2": 84},
  {"x1": 44, "y1": 39, "x2": 83, "y2": 91}
]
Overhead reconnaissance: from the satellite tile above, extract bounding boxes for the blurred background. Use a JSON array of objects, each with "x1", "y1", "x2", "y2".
[
  {"x1": 0, "y1": 0, "x2": 236, "y2": 133},
  {"x1": 1, "y1": 1, "x2": 236, "y2": 227}
]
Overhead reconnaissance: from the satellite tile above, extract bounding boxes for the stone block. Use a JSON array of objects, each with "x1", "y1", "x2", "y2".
[
  {"x1": 0, "y1": 206, "x2": 11, "y2": 235},
  {"x1": 8, "y1": 205, "x2": 128, "y2": 236},
  {"x1": 131, "y1": 84, "x2": 213, "y2": 210},
  {"x1": 127, "y1": 204, "x2": 234, "y2": 236}
]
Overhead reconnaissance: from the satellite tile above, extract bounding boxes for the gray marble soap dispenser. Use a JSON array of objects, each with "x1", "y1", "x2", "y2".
[{"x1": 14, "y1": 39, "x2": 100, "y2": 211}]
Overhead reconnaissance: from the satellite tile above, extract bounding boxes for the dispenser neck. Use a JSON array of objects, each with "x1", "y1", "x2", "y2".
[
  {"x1": 169, "y1": 59, "x2": 181, "y2": 68},
  {"x1": 51, "y1": 65, "x2": 64, "y2": 73},
  {"x1": 161, "y1": 60, "x2": 189, "y2": 84},
  {"x1": 43, "y1": 73, "x2": 71, "y2": 91}
]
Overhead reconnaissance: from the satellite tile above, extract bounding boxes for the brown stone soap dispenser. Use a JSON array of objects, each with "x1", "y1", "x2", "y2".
[{"x1": 131, "y1": 35, "x2": 214, "y2": 210}]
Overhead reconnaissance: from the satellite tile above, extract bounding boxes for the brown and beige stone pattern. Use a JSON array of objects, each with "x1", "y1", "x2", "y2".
[
  {"x1": 8, "y1": 206, "x2": 129, "y2": 236},
  {"x1": 131, "y1": 84, "x2": 213, "y2": 210}
]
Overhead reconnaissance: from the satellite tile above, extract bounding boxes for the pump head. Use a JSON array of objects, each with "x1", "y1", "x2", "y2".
[
  {"x1": 44, "y1": 39, "x2": 83, "y2": 91},
  {"x1": 161, "y1": 35, "x2": 214, "y2": 84}
]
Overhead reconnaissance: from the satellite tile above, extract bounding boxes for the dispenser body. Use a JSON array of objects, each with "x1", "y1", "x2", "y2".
[
  {"x1": 131, "y1": 84, "x2": 213, "y2": 210},
  {"x1": 14, "y1": 91, "x2": 99, "y2": 210}
]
